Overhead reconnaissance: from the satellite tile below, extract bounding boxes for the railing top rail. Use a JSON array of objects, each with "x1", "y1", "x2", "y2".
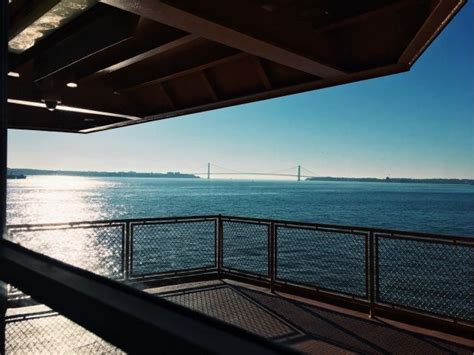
[
  {"x1": 6, "y1": 215, "x2": 221, "y2": 230},
  {"x1": 6, "y1": 214, "x2": 474, "y2": 243},
  {"x1": 221, "y1": 215, "x2": 474, "y2": 242}
]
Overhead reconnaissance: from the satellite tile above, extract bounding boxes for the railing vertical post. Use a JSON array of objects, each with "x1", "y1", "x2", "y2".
[
  {"x1": 124, "y1": 222, "x2": 131, "y2": 281},
  {"x1": 269, "y1": 222, "x2": 276, "y2": 292},
  {"x1": 217, "y1": 215, "x2": 223, "y2": 276},
  {"x1": 368, "y1": 231, "x2": 376, "y2": 318}
]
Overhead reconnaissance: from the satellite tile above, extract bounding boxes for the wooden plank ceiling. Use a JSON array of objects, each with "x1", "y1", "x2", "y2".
[{"x1": 6, "y1": 0, "x2": 465, "y2": 133}]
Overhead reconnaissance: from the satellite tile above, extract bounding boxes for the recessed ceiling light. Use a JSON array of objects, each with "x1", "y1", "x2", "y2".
[
  {"x1": 8, "y1": 72, "x2": 20, "y2": 78},
  {"x1": 67, "y1": 82, "x2": 78, "y2": 88}
]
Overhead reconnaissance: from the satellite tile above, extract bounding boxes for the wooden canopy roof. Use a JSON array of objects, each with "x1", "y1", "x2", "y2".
[{"x1": 6, "y1": 0, "x2": 465, "y2": 133}]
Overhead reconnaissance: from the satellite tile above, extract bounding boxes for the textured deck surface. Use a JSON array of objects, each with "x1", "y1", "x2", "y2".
[
  {"x1": 5, "y1": 280, "x2": 473, "y2": 354},
  {"x1": 5, "y1": 305, "x2": 123, "y2": 354},
  {"x1": 152, "y1": 280, "x2": 473, "y2": 355}
]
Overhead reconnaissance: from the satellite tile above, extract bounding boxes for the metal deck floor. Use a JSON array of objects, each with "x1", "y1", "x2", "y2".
[
  {"x1": 5, "y1": 305, "x2": 123, "y2": 354},
  {"x1": 151, "y1": 280, "x2": 473, "y2": 355},
  {"x1": 5, "y1": 280, "x2": 473, "y2": 354}
]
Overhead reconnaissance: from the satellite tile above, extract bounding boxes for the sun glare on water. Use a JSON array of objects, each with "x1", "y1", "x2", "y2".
[
  {"x1": 7, "y1": 175, "x2": 115, "y2": 224},
  {"x1": 7, "y1": 176, "x2": 122, "y2": 277}
]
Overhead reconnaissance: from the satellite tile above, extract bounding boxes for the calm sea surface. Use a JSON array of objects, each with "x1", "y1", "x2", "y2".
[
  {"x1": 7, "y1": 176, "x2": 474, "y2": 235},
  {"x1": 6, "y1": 176, "x2": 473, "y2": 320}
]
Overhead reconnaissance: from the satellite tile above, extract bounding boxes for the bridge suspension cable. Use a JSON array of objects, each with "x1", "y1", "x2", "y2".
[
  {"x1": 267, "y1": 166, "x2": 299, "y2": 175},
  {"x1": 210, "y1": 163, "x2": 245, "y2": 174},
  {"x1": 183, "y1": 163, "x2": 319, "y2": 180},
  {"x1": 300, "y1": 166, "x2": 319, "y2": 177}
]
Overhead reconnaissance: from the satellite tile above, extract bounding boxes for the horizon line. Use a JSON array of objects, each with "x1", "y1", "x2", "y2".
[{"x1": 7, "y1": 167, "x2": 474, "y2": 181}]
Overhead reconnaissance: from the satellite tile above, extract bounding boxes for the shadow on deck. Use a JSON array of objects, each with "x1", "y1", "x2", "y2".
[
  {"x1": 150, "y1": 280, "x2": 473, "y2": 355},
  {"x1": 5, "y1": 278, "x2": 473, "y2": 354}
]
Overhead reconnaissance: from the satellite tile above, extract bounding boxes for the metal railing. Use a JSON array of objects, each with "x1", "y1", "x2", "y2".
[
  {"x1": 6, "y1": 215, "x2": 474, "y2": 332},
  {"x1": 1, "y1": 239, "x2": 293, "y2": 354}
]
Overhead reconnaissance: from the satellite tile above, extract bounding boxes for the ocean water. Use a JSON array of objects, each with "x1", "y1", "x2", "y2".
[
  {"x1": 7, "y1": 175, "x2": 474, "y2": 235},
  {"x1": 6, "y1": 176, "x2": 474, "y2": 321}
]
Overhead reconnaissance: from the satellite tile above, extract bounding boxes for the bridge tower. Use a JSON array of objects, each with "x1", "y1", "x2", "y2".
[
  {"x1": 297, "y1": 165, "x2": 301, "y2": 181},
  {"x1": 207, "y1": 163, "x2": 210, "y2": 180}
]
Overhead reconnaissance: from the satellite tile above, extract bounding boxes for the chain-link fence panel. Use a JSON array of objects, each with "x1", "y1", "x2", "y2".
[
  {"x1": 376, "y1": 235, "x2": 474, "y2": 322},
  {"x1": 222, "y1": 220, "x2": 269, "y2": 277},
  {"x1": 7, "y1": 224, "x2": 125, "y2": 279},
  {"x1": 131, "y1": 219, "x2": 216, "y2": 277},
  {"x1": 276, "y1": 225, "x2": 367, "y2": 298}
]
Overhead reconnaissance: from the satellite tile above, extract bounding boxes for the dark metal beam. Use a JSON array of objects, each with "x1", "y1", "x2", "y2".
[
  {"x1": 0, "y1": 240, "x2": 296, "y2": 354},
  {"x1": 95, "y1": 34, "x2": 199, "y2": 75},
  {"x1": 1, "y1": 0, "x2": 8, "y2": 233},
  {"x1": 0, "y1": 1, "x2": 8, "y2": 352},
  {"x1": 100, "y1": 0, "x2": 345, "y2": 78}
]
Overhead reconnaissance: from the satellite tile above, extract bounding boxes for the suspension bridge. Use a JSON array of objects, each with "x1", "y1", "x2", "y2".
[{"x1": 185, "y1": 163, "x2": 318, "y2": 181}]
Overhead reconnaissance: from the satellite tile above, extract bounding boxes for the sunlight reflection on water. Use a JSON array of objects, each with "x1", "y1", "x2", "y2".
[
  {"x1": 7, "y1": 176, "x2": 123, "y2": 276},
  {"x1": 9, "y1": 226, "x2": 123, "y2": 278},
  {"x1": 7, "y1": 175, "x2": 474, "y2": 234},
  {"x1": 7, "y1": 176, "x2": 117, "y2": 224}
]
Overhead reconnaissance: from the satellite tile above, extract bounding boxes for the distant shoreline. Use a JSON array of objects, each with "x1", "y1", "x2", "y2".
[
  {"x1": 6, "y1": 168, "x2": 473, "y2": 185},
  {"x1": 7, "y1": 168, "x2": 199, "y2": 179},
  {"x1": 306, "y1": 176, "x2": 474, "y2": 185}
]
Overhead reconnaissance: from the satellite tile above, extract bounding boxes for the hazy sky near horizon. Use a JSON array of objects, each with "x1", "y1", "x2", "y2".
[{"x1": 7, "y1": 3, "x2": 474, "y2": 179}]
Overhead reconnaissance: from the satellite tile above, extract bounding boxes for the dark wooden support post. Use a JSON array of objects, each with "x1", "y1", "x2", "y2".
[{"x1": 0, "y1": 0, "x2": 9, "y2": 352}]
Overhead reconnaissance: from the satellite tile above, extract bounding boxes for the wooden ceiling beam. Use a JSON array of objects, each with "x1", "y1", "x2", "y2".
[
  {"x1": 158, "y1": 83, "x2": 176, "y2": 110},
  {"x1": 119, "y1": 52, "x2": 247, "y2": 93},
  {"x1": 34, "y1": 6, "x2": 139, "y2": 82},
  {"x1": 252, "y1": 57, "x2": 272, "y2": 90},
  {"x1": 399, "y1": 0, "x2": 465, "y2": 65},
  {"x1": 81, "y1": 63, "x2": 408, "y2": 134},
  {"x1": 318, "y1": 0, "x2": 425, "y2": 34},
  {"x1": 100, "y1": 0, "x2": 345, "y2": 78},
  {"x1": 199, "y1": 72, "x2": 219, "y2": 102},
  {"x1": 94, "y1": 34, "x2": 199, "y2": 76}
]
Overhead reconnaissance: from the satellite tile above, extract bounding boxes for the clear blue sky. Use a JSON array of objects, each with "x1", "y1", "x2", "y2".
[{"x1": 8, "y1": 3, "x2": 474, "y2": 179}]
